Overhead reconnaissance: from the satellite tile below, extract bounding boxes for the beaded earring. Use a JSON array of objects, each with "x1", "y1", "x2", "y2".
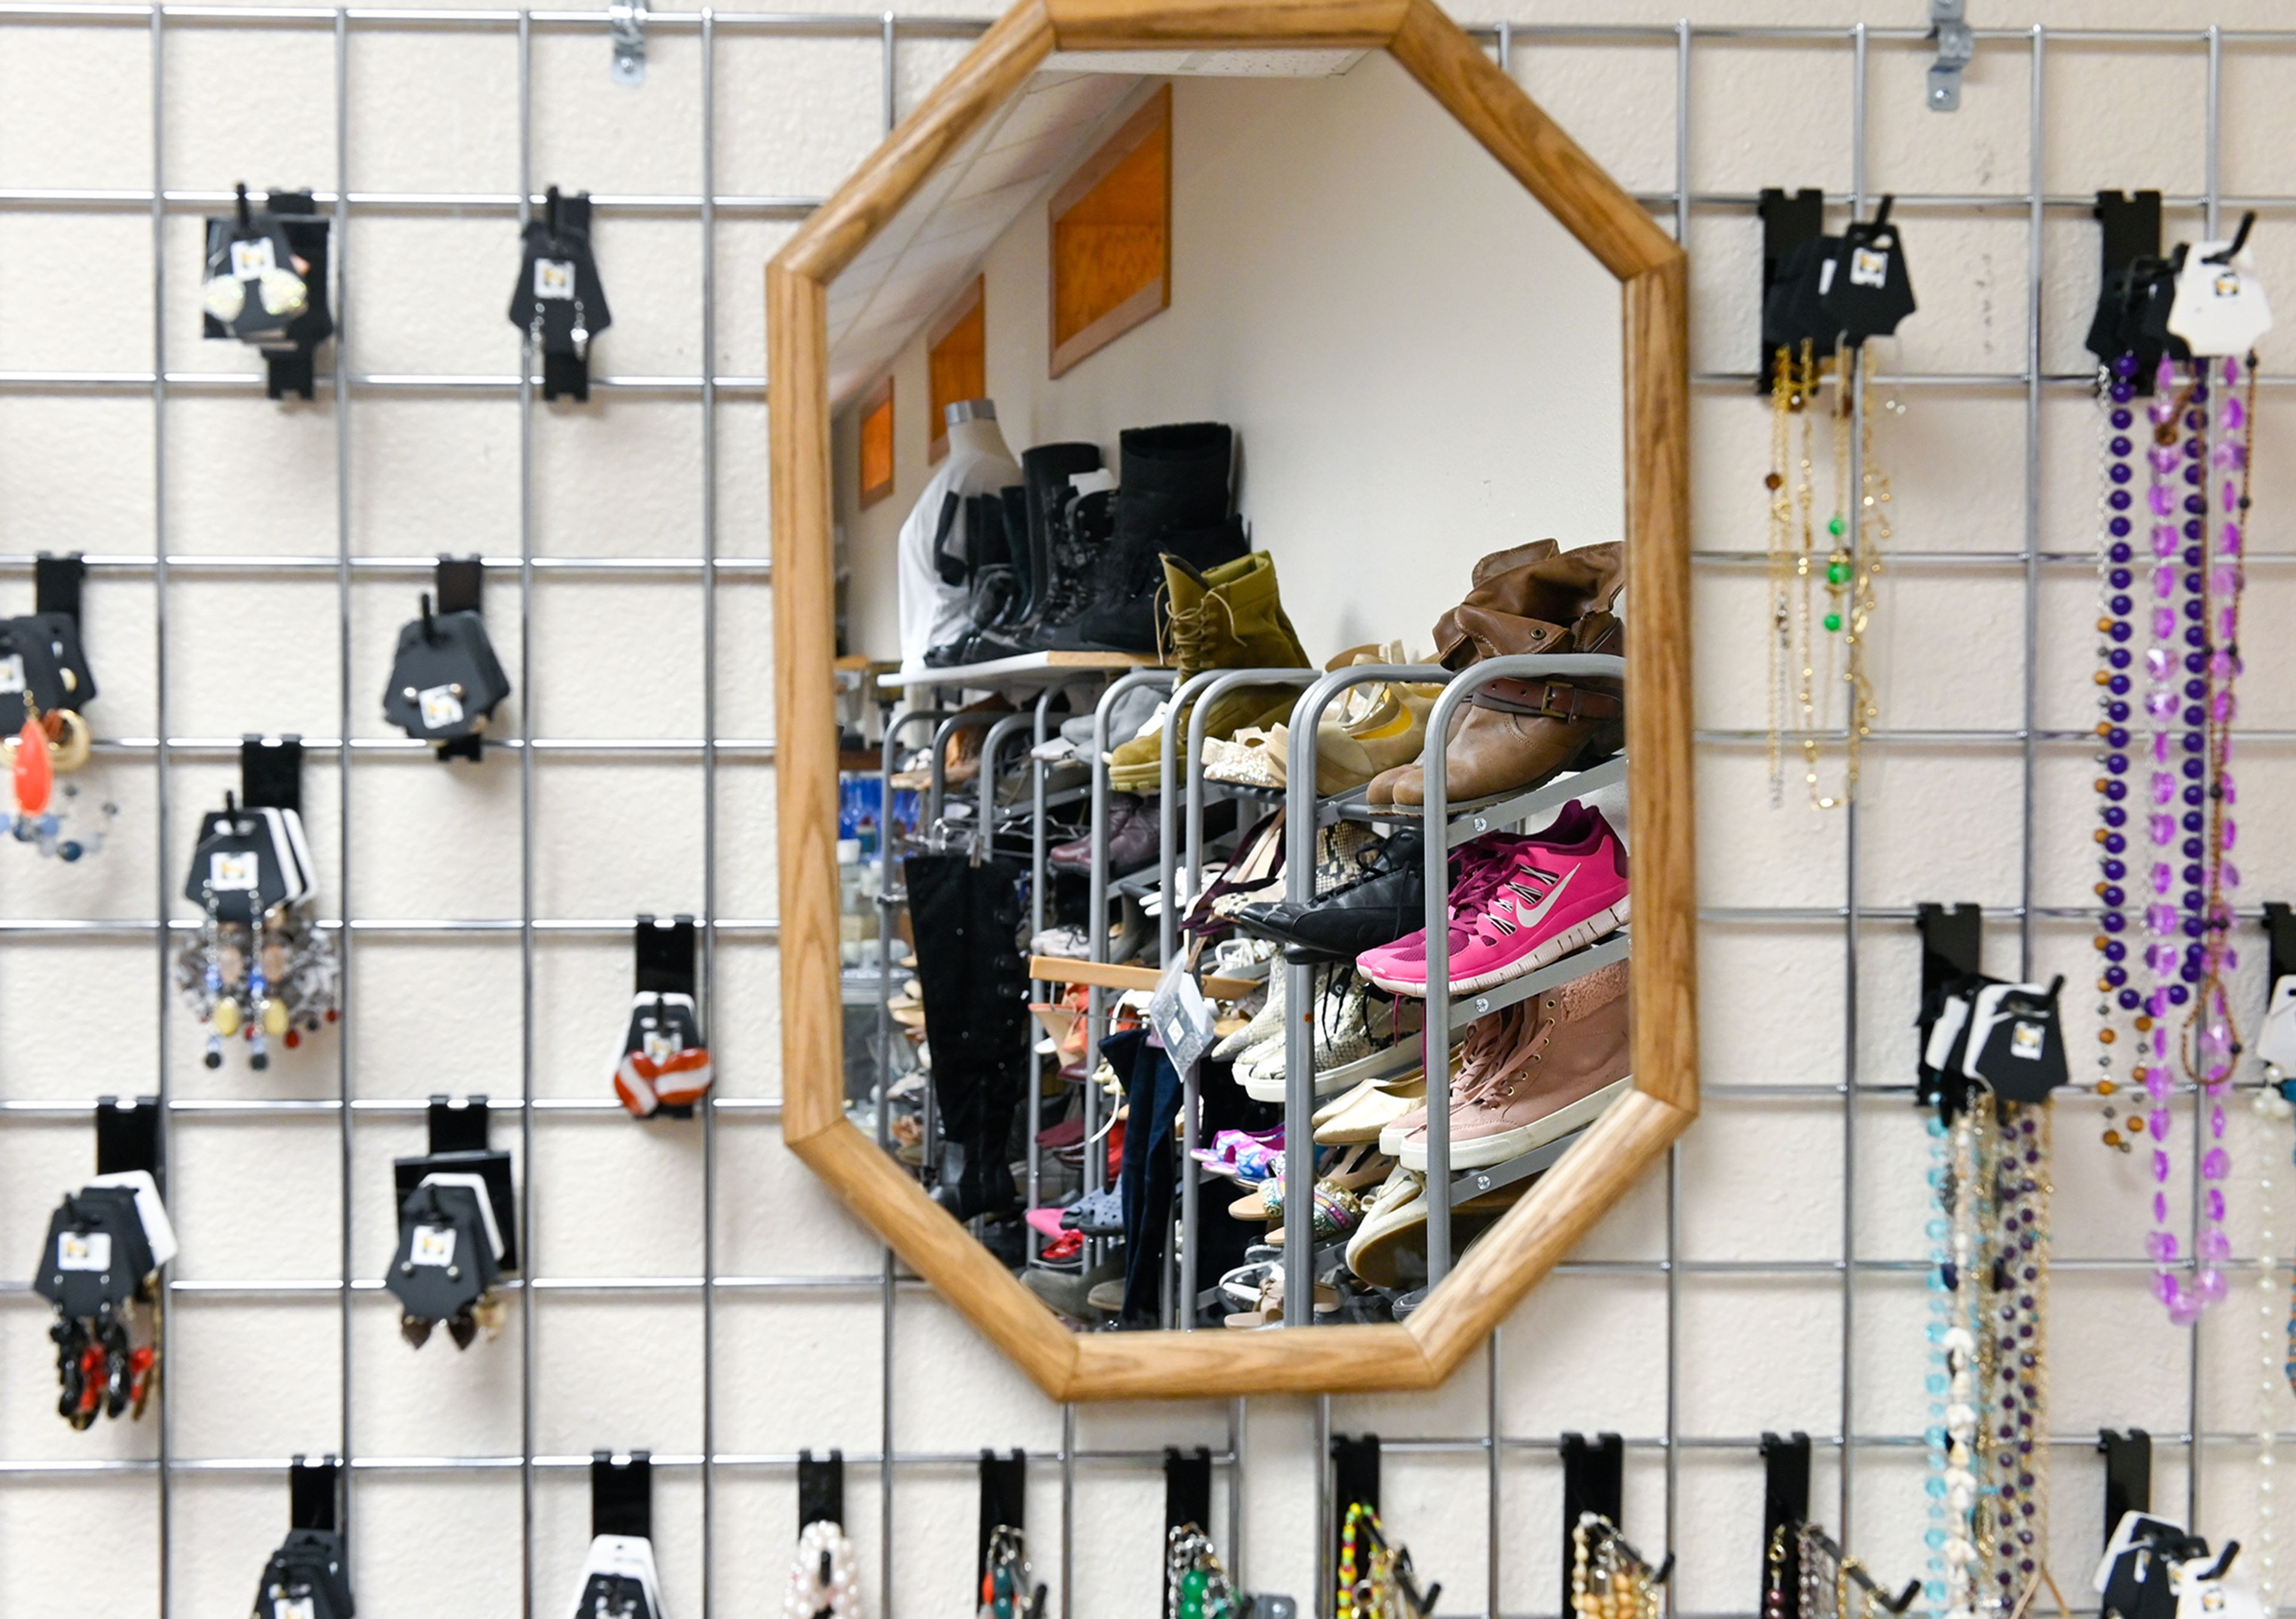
[
  {"x1": 1165, "y1": 1525, "x2": 1235, "y2": 1619},
  {"x1": 784, "y1": 1520, "x2": 859, "y2": 1619}
]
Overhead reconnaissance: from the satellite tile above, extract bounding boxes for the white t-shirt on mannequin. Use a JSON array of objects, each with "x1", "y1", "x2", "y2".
[{"x1": 896, "y1": 411, "x2": 1021, "y2": 671}]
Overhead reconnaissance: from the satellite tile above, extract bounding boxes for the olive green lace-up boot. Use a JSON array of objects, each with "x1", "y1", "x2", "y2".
[{"x1": 1106, "y1": 551, "x2": 1312, "y2": 793}]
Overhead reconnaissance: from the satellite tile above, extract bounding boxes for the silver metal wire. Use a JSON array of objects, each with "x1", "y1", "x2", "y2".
[{"x1": 5, "y1": 9, "x2": 2286, "y2": 1618}]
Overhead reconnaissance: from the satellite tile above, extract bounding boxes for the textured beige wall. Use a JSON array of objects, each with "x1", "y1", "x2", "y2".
[
  {"x1": 5, "y1": 4, "x2": 2296, "y2": 1618},
  {"x1": 835, "y1": 55, "x2": 1626, "y2": 665}
]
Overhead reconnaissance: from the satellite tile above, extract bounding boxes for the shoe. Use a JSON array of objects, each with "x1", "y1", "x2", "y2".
[
  {"x1": 1256, "y1": 1180, "x2": 1365, "y2": 1244},
  {"x1": 1229, "y1": 830, "x2": 1426, "y2": 963},
  {"x1": 1341, "y1": 1165, "x2": 1523, "y2": 1289},
  {"x1": 996, "y1": 757, "x2": 1089, "y2": 805},
  {"x1": 1060, "y1": 1186, "x2": 1125, "y2": 1236},
  {"x1": 1181, "y1": 809, "x2": 1286, "y2": 936},
  {"x1": 1009, "y1": 443, "x2": 1105, "y2": 637},
  {"x1": 1395, "y1": 957, "x2": 1630, "y2": 1171},
  {"x1": 1357, "y1": 805, "x2": 1627, "y2": 998},
  {"x1": 1317, "y1": 643, "x2": 1442, "y2": 787},
  {"x1": 1201, "y1": 725, "x2": 1290, "y2": 790},
  {"x1": 1061, "y1": 424, "x2": 1249, "y2": 653},
  {"x1": 1029, "y1": 925, "x2": 1089, "y2": 960},
  {"x1": 1313, "y1": 1070, "x2": 1429, "y2": 1145},
  {"x1": 1193, "y1": 1126, "x2": 1282, "y2": 1178},
  {"x1": 1367, "y1": 540, "x2": 1625, "y2": 807},
  {"x1": 1106, "y1": 552, "x2": 1313, "y2": 793},
  {"x1": 1211, "y1": 969, "x2": 1283, "y2": 1060},
  {"x1": 1048, "y1": 794, "x2": 1160, "y2": 875},
  {"x1": 1086, "y1": 1278, "x2": 1130, "y2": 1313},
  {"x1": 1220, "y1": 1268, "x2": 1339, "y2": 1327},
  {"x1": 1378, "y1": 998, "x2": 1535, "y2": 1156},
  {"x1": 1214, "y1": 820, "x2": 1382, "y2": 920},
  {"x1": 1233, "y1": 970, "x2": 1421, "y2": 1102},
  {"x1": 1023, "y1": 1257, "x2": 1123, "y2": 1320},
  {"x1": 1228, "y1": 1142, "x2": 1387, "y2": 1216}
]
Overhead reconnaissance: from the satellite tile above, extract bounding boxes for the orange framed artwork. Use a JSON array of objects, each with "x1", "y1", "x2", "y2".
[
  {"x1": 926, "y1": 277, "x2": 987, "y2": 463},
  {"x1": 856, "y1": 375, "x2": 894, "y2": 508},
  {"x1": 1048, "y1": 83, "x2": 1171, "y2": 377}
]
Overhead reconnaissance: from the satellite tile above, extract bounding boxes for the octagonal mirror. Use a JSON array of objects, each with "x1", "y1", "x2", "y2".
[{"x1": 770, "y1": 0, "x2": 1693, "y2": 1400}]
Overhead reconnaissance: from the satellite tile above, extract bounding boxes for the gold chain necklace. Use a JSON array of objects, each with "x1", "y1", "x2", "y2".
[{"x1": 1766, "y1": 343, "x2": 1893, "y2": 808}]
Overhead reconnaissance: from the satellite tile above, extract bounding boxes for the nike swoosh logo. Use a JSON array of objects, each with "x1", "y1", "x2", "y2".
[{"x1": 1505, "y1": 866, "x2": 1574, "y2": 931}]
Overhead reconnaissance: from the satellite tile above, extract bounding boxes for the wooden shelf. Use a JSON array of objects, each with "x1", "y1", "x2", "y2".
[{"x1": 1028, "y1": 955, "x2": 1259, "y2": 1002}]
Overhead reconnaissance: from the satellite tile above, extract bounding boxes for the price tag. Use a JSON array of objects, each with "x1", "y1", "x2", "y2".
[
  {"x1": 533, "y1": 258, "x2": 577, "y2": 301},
  {"x1": 273, "y1": 1596, "x2": 316, "y2": 1619},
  {"x1": 0, "y1": 653, "x2": 23, "y2": 694},
  {"x1": 209, "y1": 850, "x2": 259, "y2": 891},
  {"x1": 410, "y1": 1224, "x2": 457, "y2": 1268},
  {"x1": 230, "y1": 236, "x2": 278, "y2": 280},
  {"x1": 2169, "y1": 239, "x2": 2273, "y2": 357},
  {"x1": 58, "y1": 1230, "x2": 111, "y2": 1272},
  {"x1": 1147, "y1": 962, "x2": 1216, "y2": 1075},
  {"x1": 417, "y1": 685, "x2": 465, "y2": 729}
]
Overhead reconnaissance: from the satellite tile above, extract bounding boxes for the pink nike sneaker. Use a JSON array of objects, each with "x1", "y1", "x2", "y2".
[{"x1": 1355, "y1": 804, "x2": 1627, "y2": 997}]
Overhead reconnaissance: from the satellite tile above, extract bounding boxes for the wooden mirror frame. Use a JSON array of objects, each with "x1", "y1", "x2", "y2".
[{"x1": 769, "y1": 0, "x2": 1693, "y2": 1401}]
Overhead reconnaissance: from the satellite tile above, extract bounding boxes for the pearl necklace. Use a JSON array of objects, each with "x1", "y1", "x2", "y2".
[
  {"x1": 784, "y1": 1520, "x2": 860, "y2": 1619},
  {"x1": 2254, "y1": 1080, "x2": 2292, "y2": 1619}
]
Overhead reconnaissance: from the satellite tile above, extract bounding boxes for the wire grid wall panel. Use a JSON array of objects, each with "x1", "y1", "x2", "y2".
[{"x1": 5, "y1": 4, "x2": 2296, "y2": 1617}]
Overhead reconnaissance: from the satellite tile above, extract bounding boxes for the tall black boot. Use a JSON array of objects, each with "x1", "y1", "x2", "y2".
[
  {"x1": 1061, "y1": 423, "x2": 1246, "y2": 652},
  {"x1": 903, "y1": 853, "x2": 1030, "y2": 1220},
  {"x1": 1010, "y1": 442, "x2": 1102, "y2": 648},
  {"x1": 958, "y1": 487, "x2": 1043, "y2": 662},
  {"x1": 1114, "y1": 421, "x2": 1234, "y2": 539}
]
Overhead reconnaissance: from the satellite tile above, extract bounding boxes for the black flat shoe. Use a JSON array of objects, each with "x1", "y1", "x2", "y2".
[{"x1": 1228, "y1": 830, "x2": 1425, "y2": 961}]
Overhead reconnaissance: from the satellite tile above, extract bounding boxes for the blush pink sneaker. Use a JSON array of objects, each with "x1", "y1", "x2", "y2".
[{"x1": 1355, "y1": 804, "x2": 1627, "y2": 998}]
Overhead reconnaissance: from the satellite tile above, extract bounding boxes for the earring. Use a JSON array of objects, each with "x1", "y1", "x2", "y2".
[
  {"x1": 255, "y1": 265, "x2": 307, "y2": 318},
  {"x1": 200, "y1": 890, "x2": 230, "y2": 1068},
  {"x1": 201, "y1": 273, "x2": 246, "y2": 324},
  {"x1": 245, "y1": 902, "x2": 274, "y2": 1071}
]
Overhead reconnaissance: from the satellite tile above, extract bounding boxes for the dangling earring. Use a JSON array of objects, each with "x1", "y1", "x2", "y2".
[
  {"x1": 245, "y1": 901, "x2": 274, "y2": 1071},
  {"x1": 201, "y1": 889, "x2": 230, "y2": 1068}
]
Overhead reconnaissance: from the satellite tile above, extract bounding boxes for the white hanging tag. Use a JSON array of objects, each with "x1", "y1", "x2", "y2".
[
  {"x1": 2169, "y1": 226, "x2": 2272, "y2": 356},
  {"x1": 2172, "y1": 1563, "x2": 2260, "y2": 1619},
  {"x1": 2255, "y1": 976, "x2": 2296, "y2": 1073},
  {"x1": 230, "y1": 236, "x2": 278, "y2": 280},
  {"x1": 533, "y1": 258, "x2": 577, "y2": 300},
  {"x1": 417, "y1": 1171, "x2": 506, "y2": 1263},
  {"x1": 86, "y1": 1169, "x2": 179, "y2": 1268}
]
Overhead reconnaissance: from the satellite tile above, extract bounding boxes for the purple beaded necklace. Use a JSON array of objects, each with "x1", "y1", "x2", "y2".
[
  {"x1": 2118, "y1": 346, "x2": 2257, "y2": 1325},
  {"x1": 2121, "y1": 353, "x2": 2195, "y2": 1313},
  {"x1": 2185, "y1": 355, "x2": 2257, "y2": 1279},
  {"x1": 2093, "y1": 359, "x2": 2140, "y2": 1153}
]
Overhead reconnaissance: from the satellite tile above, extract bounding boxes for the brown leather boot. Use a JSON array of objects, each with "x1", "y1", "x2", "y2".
[{"x1": 1367, "y1": 540, "x2": 1626, "y2": 806}]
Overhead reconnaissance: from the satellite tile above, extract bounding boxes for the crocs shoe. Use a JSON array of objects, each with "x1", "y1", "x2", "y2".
[{"x1": 1357, "y1": 804, "x2": 1626, "y2": 998}]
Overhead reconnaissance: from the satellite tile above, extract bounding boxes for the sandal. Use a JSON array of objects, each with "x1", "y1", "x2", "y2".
[
  {"x1": 1222, "y1": 1270, "x2": 1341, "y2": 1328},
  {"x1": 1192, "y1": 1126, "x2": 1281, "y2": 1177}
]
